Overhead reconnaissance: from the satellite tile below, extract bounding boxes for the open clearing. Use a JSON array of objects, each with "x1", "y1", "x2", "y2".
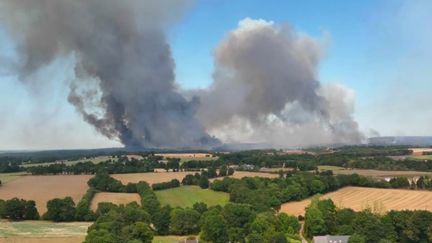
[
  {"x1": 156, "y1": 186, "x2": 229, "y2": 208},
  {"x1": 113, "y1": 171, "x2": 277, "y2": 185},
  {"x1": 317, "y1": 166, "x2": 432, "y2": 179},
  {"x1": 410, "y1": 148, "x2": 432, "y2": 156},
  {"x1": 155, "y1": 153, "x2": 213, "y2": 158},
  {"x1": 0, "y1": 221, "x2": 90, "y2": 237},
  {"x1": 153, "y1": 236, "x2": 198, "y2": 243},
  {"x1": 90, "y1": 192, "x2": 141, "y2": 211},
  {"x1": 0, "y1": 221, "x2": 191, "y2": 243},
  {"x1": 21, "y1": 155, "x2": 117, "y2": 168},
  {"x1": 112, "y1": 172, "x2": 196, "y2": 185},
  {"x1": 0, "y1": 172, "x2": 28, "y2": 184},
  {"x1": 280, "y1": 186, "x2": 432, "y2": 216},
  {"x1": 227, "y1": 171, "x2": 278, "y2": 179},
  {"x1": 0, "y1": 175, "x2": 91, "y2": 214},
  {"x1": 0, "y1": 220, "x2": 90, "y2": 243}
]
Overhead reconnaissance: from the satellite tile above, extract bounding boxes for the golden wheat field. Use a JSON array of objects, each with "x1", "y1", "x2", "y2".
[
  {"x1": 90, "y1": 192, "x2": 141, "y2": 211},
  {"x1": 280, "y1": 187, "x2": 432, "y2": 216},
  {"x1": 0, "y1": 175, "x2": 91, "y2": 214},
  {"x1": 112, "y1": 172, "x2": 196, "y2": 185},
  {"x1": 112, "y1": 171, "x2": 278, "y2": 185},
  {"x1": 155, "y1": 153, "x2": 213, "y2": 158}
]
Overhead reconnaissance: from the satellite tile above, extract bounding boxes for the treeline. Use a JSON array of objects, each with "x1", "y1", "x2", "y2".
[
  {"x1": 325, "y1": 155, "x2": 432, "y2": 171},
  {"x1": 215, "y1": 147, "x2": 430, "y2": 172},
  {"x1": 86, "y1": 200, "x2": 301, "y2": 243},
  {"x1": 304, "y1": 198, "x2": 432, "y2": 243},
  {"x1": 0, "y1": 198, "x2": 39, "y2": 220},
  {"x1": 152, "y1": 179, "x2": 180, "y2": 191},
  {"x1": 27, "y1": 159, "x2": 159, "y2": 175},
  {"x1": 0, "y1": 149, "x2": 136, "y2": 164},
  {"x1": 0, "y1": 162, "x2": 22, "y2": 173},
  {"x1": 211, "y1": 172, "x2": 411, "y2": 212}
]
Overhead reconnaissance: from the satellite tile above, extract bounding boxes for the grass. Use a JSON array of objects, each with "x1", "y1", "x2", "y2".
[
  {"x1": 408, "y1": 155, "x2": 432, "y2": 161},
  {"x1": 317, "y1": 165, "x2": 345, "y2": 171},
  {"x1": 0, "y1": 221, "x2": 91, "y2": 237},
  {"x1": 155, "y1": 186, "x2": 229, "y2": 208},
  {"x1": 0, "y1": 172, "x2": 28, "y2": 184},
  {"x1": 153, "y1": 236, "x2": 197, "y2": 243},
  {"x1": 21, "y1": 156, "x2": 115, "y2": 168},
  {"x1": 179, "y1": 156, "x2": 217, "y2": 163}
]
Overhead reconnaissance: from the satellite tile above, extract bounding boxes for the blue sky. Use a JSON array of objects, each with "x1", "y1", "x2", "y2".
[{"x1": 0, "y1": 0, "x2": 431, "y2": 149}]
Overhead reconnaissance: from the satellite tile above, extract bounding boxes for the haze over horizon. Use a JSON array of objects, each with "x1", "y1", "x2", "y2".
[{"x1": 0, "y1": 0, "x2": 431, "y2": 150}]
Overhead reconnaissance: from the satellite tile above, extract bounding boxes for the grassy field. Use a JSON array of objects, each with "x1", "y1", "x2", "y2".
[
  {"x1": 90, "y1": 192, "x2": 141, "y2": 211},
  {"x1": 317, "y1": 166, "x2": 432, "y2": 179},
  {"x1": 317, "y1": 165, "x2": 345, "y2": 171},
  {"x1": 21, "y1": 155, "x2": 116, "y2": 168},
  {"x1": 153, "y1": 236, "x2": 198, "y2": 243},
  {"x1": 280, "y1": 186, "x2": 432, "y2": 216},
  {"x1": 0, "y1": 175, "x2": 91, "y2": 214},
  {"x1": 0, "y1": 221, "x2": 195, "y2": 243},
  {"x1": 156, "y1": 186, "x2": 229, "y2": 208},
  {"x1": 0, "y1": 172, "x2": 28, "y2": 184},
  {"x1": 112, "y1": 172, "x2": 196, "y2": 185},
  {"x1": 408, "y1": 155, "x2": 432, "y2": 161},
  {"x1": 0, "y1": 220, "x2": 91, "y2": 237}
]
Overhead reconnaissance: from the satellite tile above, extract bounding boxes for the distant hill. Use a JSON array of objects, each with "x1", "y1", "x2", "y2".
[{"x1": 368, "y1": 136, "x2": 432, "y2": 146}]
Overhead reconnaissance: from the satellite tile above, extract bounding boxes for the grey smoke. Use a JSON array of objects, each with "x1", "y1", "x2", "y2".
[
  {"x1": 195, "y1": 18, "x2": 363, "y2": 147},
  {"x1": 0, "y1": 0, "x2": 219, "y2": 149},
  {"x1": 0, "y1": 1, "x2": 363, "y2": 149}
]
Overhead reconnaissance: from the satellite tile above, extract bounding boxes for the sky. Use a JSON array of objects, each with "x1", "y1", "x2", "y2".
[{"x1": 0, "y1": 0, "x2": 431, "y2": 150}]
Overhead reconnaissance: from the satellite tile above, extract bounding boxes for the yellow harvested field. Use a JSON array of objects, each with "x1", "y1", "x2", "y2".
[
  {"x1": 126, "y1": 154, "x2": 144, "y2": 160},
  {"x1": 331, "y1": 169, "x2": 432, "y2": 179},
  {"x1": 0, "y1": 236, "x2": 85, "y2": 243},
  {"x1": 280, "y1": 187, "x2": 432, "y2": 216},
  {"x1": 113, "y1": 171, "x2": 278, "y2": 185},
  {"x1": 112, "y1": 172, "x2": 196, "y2": 185},
  {"x1": 0, "y1": 175, "x2": 91, "y2": 214},
  {"x1": 90, "y1": 192, "x2": 141, "y2": 211},
  {"x1": 410, "y1": 148, "x2": 432, "y2": 156},
  {"x1": 156, "y1": 153, "x2": 212, "y2": 158},
  {"x1": 228, "y1": 171, "x2": 279, "y2": 179}
]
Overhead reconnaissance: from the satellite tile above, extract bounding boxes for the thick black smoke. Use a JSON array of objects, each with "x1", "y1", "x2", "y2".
[{"x1": 0, "y1": 0, "x2": 220, "y2": 149}]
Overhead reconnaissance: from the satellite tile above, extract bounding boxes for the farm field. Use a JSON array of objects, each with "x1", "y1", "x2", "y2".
[
  {"x1": 317, "y1": 166, "x2": 432, "y2": 179},
  {"x1": 280, "y1": 186, "x2": 432, "y2": 216},
  {"x1": 410, "y1": 148, "x2": 432, "y2": 156},
  {"x1": 409, "y1": 155, "x2": 432, "y2": 161},
  {"x1": 112, "y1": 172, "x2": 196, "y2": 185},
  {"x1": 0, "y1": 221, "x2": 194, "y2": 243},
  {"x1": 113, "y1": 171, "x2": 278, "y2": 185},
  {"x1": 0, "y1": 172, "x2": 28, "y2": 184},
  {"x1": 0, "y1": 221, "x2": 90, "y2": 237},
  {"x1": 155, "y1": 153, "x2": 213, "y2": 158},
  {"x1": 227, "y1": 171, "x2": 279, "y2": 179},
  {"x1": 155, "y1": 186, "x2": 229, "y2": 208},
  {"x1": 155, "y1": 153, "x2": 217, "y2": 163},
  {"x1": 21, "y1": 155, "x2": 116, "y2": 168},
  {"x1": 153, "y1": 236, "x2": 198, "y2": 243},
  {"x1": 90, "y1": 192, "x2": 141, "y2": 211},
  {"x1": 0, "y1": 175, "x2": 91, "y2": 214}
]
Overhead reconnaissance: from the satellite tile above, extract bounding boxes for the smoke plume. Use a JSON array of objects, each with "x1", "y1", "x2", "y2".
[
  {"x1": 195, "y1": 18, "x2": 363, "y2": 147},
  {"x1": 0, "y1": 1, "x2": 363, "y2": 149},
  {"x1": 0, "y1": 0, "x2": 219, "y2": 149}
]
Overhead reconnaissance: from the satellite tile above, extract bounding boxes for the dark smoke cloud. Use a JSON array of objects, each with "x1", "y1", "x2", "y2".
[
  {"x1": 196, "y1": 18, "x2": 363, "y2": 147},
  {"x1": 1, "y1": 1, "x2": 363, "y2": 149},
  {"x1": 0, "y1": 0, "x2": 220, "y2": 149}
]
